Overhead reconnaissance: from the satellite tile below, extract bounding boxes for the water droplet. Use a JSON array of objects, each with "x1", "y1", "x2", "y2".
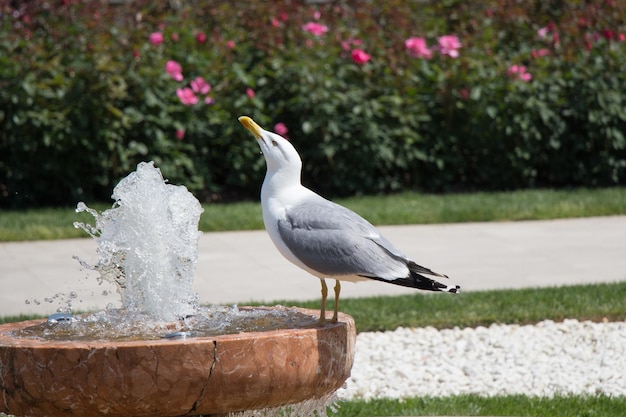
[{"x1": 48, "y1": 313, "x2": 76, "y2": 324}]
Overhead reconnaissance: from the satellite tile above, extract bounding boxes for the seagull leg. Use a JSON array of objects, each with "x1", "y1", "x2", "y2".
[
  {"x1": 319, "y1": 278, "x2": 328, "y2": 323},
  {"x1": 332, "y1": 280, "x2": 341, "y2": 322}
]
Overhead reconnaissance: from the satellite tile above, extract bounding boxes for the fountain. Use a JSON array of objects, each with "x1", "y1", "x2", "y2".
[{"x1": 0, "y1": 162, "x2": 355, "y2": 417}]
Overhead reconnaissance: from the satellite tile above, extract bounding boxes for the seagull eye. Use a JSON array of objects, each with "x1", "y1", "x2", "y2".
[{"x1": 271, "y1": 140, "x2": 278, "y2": 146}]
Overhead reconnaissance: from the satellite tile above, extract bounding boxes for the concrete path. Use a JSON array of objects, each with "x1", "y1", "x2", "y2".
[{"x1": 1, "y1": 216, "x2": 624, "y2": 317}]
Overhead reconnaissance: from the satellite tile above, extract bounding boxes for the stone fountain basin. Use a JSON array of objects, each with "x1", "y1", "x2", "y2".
[{"x1": 0, "y1": 308, "x2": 355, "y2": 417}]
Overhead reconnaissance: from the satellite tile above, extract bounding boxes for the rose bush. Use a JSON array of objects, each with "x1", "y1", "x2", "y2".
[{"x1": 1, "y1": 0, "x2": 625, "y2": 208}]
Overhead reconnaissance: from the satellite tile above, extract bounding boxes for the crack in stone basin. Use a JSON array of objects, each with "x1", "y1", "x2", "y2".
[{"x1": 0, "y1": 308, "x2": 355, "y2": 417}]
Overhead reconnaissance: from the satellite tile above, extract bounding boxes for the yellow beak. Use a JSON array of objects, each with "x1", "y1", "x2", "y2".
[{"x1": 238, "y1": 116, "x2": 263, "y2": 139}]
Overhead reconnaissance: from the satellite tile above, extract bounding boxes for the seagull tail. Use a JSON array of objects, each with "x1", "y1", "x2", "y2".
[
  {"x1": 408, "y1": 271, "x2": 460, "y2": 293},
  {"x1": 386, "y1": 262, "x2": 460, "y2": 293},
  {"x1": 363, "y1": 262, "x2": 460, "y2": 293}
]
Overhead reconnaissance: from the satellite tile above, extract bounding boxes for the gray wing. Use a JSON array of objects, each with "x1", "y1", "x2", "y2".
[{"x1": 276, "y1": 196, "x2": 410, "y2": 279}]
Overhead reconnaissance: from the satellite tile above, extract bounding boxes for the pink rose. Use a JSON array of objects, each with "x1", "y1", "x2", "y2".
[
  {"x1": 165, "y1": 60, "x2": 183, "y2": 82},
  {"x1": 176, "y1": 88, "x2": 198, "y2": 105},
  {"x1": 507, "y1": 65, "x2": 532, "y2": 82},
  {"x1": 351, "y1": 49, "x2": 371, "y2": 65},
  {"x1": 531, "y1": 49, "x2": 550, "y2": 59},
  {"x1": 438, "y1": 35, "x2": 462, "y2": 58},
  {"x1": 149, "y1": 32, "x2": 163, "y2": 45},
  {"x1": 196, "y1": 32, "x2": 207, "y2": 44},
  {"x1": 405, "y1": 37, "x2": 432, "y2": 59},
  {"x1": 302, "y1": 22, "x2": 328, "y2": 36},
  {"x1": 274, "y1": 123, "x2": 288, "y2": 136},
  {"x1": 175, "y1": 129, "x2": 185, "y2": 140},
  {"x1": 190, "y1": 77, "x2": 211, "y2": 95},
  {"x1": 246, "y1": 88, "x2": 255, "y2": 99}
]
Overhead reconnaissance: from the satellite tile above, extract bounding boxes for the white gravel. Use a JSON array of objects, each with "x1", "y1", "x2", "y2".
[{"x1": 337, "y1": 319, "x2": 626, "y2": 400}]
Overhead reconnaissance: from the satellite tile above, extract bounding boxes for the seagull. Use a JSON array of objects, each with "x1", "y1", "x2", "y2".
[{"x1": 239, "y1": 116, "x2": 459, "y2": 322}]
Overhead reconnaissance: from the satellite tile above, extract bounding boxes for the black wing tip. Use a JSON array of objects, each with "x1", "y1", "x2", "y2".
[{"x1": 367, "y1": 274, "x2": 460, "y2": 293}]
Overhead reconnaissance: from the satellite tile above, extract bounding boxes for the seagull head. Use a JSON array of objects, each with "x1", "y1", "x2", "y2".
[{"x1": 239, "y1": 116, "x2": 302, "y2": 175}]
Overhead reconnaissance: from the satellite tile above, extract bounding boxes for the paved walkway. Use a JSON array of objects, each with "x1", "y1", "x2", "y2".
[{"x1": 1, "y1": 216, "x2": 624, "y2": 317}]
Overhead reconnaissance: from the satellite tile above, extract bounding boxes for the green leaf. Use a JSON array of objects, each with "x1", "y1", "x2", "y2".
[
  {"x1": 232, "y1": 63, "x2": 251, "y2": 85},
  {"x1": 470, "y1": 86, "x2": 482, "y2": 100}
]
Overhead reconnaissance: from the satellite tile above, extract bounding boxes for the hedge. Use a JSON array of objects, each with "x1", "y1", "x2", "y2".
[{"x1": 1, "y1": 0, "x2": 625, "y2": 208}]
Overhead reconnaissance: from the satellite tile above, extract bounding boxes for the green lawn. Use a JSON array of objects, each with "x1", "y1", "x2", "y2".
[
  {"x1": 249, "y1": 281, "x2": 626, "y2": 333},
  {"x1": 1, "y1": 187, "x2": 625, "y2": 241},
  {"x1": 335, "y1": 394, "x2": 626, "y2": 417}
]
